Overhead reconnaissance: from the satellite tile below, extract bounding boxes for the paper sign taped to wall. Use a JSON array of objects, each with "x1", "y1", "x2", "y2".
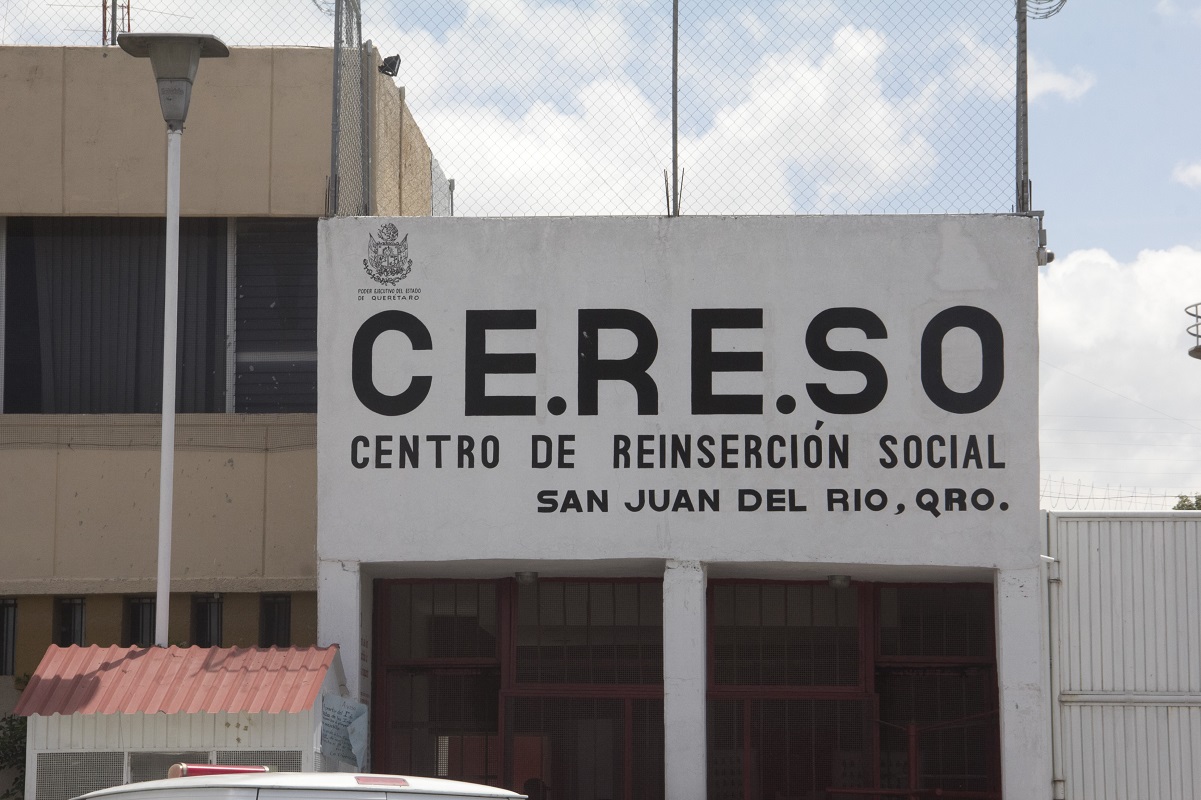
[{"x1": 322, "y1": 694, "x2": 369, "y2": 769}]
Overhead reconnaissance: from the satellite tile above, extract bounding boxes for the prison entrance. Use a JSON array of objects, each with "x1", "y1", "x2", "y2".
[{"x1": 372, "y1": 579, "x2": 1000, "y2": 800}]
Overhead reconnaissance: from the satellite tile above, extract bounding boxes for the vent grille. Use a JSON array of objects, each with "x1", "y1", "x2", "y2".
[
  {"x1": 216, "y1": 750, "x2": 303, "y2": 772},
  {"x1": 129, "y1": 751, "x2": 209, "y2": 783},
  {"x1": 35, "y1": 752, "x2": 124, "y2": 800}
]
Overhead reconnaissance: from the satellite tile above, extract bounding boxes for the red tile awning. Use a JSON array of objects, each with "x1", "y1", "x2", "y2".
[{"x1": 14, "y1": 645, "x2": 339, "y2": 717}]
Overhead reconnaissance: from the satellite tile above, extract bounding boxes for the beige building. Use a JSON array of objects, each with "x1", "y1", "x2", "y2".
[{"x1": 0, "y1": 44, "x2": 441, "y2": 708}]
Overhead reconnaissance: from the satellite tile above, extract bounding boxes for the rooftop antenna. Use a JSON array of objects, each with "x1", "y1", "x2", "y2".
[{"x1": 102, "y1": 0, "x2": 131, "y2": 45}]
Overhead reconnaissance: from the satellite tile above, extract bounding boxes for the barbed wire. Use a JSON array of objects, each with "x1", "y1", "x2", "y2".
[{"x1": 1040, "y1": 475, "x2": 1201, "y2": 512}]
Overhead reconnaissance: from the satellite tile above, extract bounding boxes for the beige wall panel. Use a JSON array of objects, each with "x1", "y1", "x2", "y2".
[
  {"x1": 172, "y1": 450, "x2": 267, "y2": 579},
  {"x1": 15, "y1": 595, "x2": 53, "y2": 678},
  {"x1": 372, "y1": 73, "x2": 402, "y2": 215},
  {"x1": 400, "y1": 103, "x2": 433, "y2": 216},
  {"x1": 269, "y1": 48, "x2": 333, "y2": 216},
  {"x1": 86, "y1": 594, "x2": 123, "y2": 645},
  {"x1": 61, "y1": 48, "x2": 166, "y2": 215},
  {"x1": 222, "y1": 592, "x2": 259, "y2": 646},
  {"x1": 3, "y1": 45, "x2": 431, "y2": 218},
  {"x1": 0, "y1": 448, "x2": 57, "y2": 579},
  {"x1": 291, "y1": 591, "x2": 317, "y2": 646},
  {"x1": 54, "y1": 449, "x2": 158, "y2": 579},
  {"x1": 0, "y1": 47, "x2": 65, "y2": 214},
  {"x1": 179, "y1": 49, "x2": 274, "y2": 216},
  {"x1": 14, "y1": 47, "x2": 333, "y2": 217},
  {"x1": 263, "y1": 448, "x2": 316, "y2": 579}
]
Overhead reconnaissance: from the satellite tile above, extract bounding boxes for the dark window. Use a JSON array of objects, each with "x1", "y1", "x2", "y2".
[
  {"x1": 375, "y1": 579, "x2": 666, "y2": 800},
  {"x1": 707, "y1": 581, "x2": 1000, "y2": 800},
  {"x1": 875, "y1": 668, "x2": 999, "y2": 793},
  {"x1": 192, "y1": 594, "x2": 223, "y2": 647},
  {"x1": 235, "y1": 219, "x2": 318, "y2": 412},
  {"x1": 711, "y1": 583, "x2": 859, "y2": 686},
  {"x1": 877, "y1": 585, "x2": 995, "y2": 660},
  {"x1": 259, "y1": 594, "x2": 292, "y2": 647},
  {"x1": 0, "y1": 599, "x2": 15, "y2": 675},
  {"x1": 708, "y1": 698, "x2": 872, "y2": 800},
  {"x1": 2, "y1": 217, "x2": 227, "y2": 413},
  {"x1": 54, "y1": 597, "x2": 85, "y2": 646},
  {"x1": 384, "y1": 668, "x2": 501, "y2": 783},
  {"x1": 123, "y1": 596, "x2": 155, "y2": 648},
  {"x1": 516, "y1": 580, "x2": 662, "y2": 684},
  {"x1": 382, "y1": 582, "x2": 499, "y2": 661}
]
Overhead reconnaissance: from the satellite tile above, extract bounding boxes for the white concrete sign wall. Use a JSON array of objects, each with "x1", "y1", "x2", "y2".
[{"x1": 318, "y1": 216, "x2": 1039, "y2": 569}]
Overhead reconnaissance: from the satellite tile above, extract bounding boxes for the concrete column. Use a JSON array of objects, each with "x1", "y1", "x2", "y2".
[
  {"x1": 662, "y1": 559, "x2": 707, "y2": 800},
  {"x1": 995, "y1": 566, "x2": 1052, "y2": 799},
  {"x1": 319, "y1": 557, "x2": 362, "y2": 701}
]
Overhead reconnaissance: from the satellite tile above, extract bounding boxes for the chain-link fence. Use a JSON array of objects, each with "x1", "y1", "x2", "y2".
[
  {"x1": 4, "y1": 0, "x2": 1031, "y2": 217},
  {"x1": 330, "y1": 0, "x2": 368, "y2": 216}
]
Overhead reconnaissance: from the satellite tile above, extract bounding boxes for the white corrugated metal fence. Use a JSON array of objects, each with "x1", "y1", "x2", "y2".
[{"x1": 1048, "y1": 513, "x2": 1201, "y2": 800}]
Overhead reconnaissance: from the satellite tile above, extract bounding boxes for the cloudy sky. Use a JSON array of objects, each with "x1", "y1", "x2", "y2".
[
  {"x1": 1030, "y1": 1, "x2": 1201, "y2": 509},
  {"x1": 395, "y1": 0, "x2": 1201, "y2": 509},
  {"x1": 5, "y1": 0, "x2": 1200, "y2": 508}
]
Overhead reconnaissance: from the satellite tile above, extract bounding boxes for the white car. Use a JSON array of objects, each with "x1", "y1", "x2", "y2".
[{"x1": 72, "y1": 768, "x2": 526, "y2": 800}]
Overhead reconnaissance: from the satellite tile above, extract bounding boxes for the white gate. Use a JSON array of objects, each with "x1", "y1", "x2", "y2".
[{"x1": 1047, "y1": 513, "x2": 1201, "y2": 800}]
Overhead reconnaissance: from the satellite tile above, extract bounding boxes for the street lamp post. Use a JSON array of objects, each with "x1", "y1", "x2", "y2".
[{"x1": 118, "y1": 33, "x2": 228, "y2": 647}]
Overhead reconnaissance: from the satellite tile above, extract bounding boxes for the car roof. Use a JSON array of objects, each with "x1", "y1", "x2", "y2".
[{"x1": 74, "y1": 773, "x2": 525, "y2": 800}]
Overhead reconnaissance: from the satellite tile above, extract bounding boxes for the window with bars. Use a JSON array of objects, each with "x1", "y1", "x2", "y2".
[
  {"x1": 507, "y1": 697, "x2": 626, "y2": 800},
  {"x1": 706, "y1": 581, "x2": 1000, "y2": 800},
  {"x1": 380, "y1": 581, "x2": 499, "y2": 662},
  {"x1": 877, "y1": 584, "x2": 995, "y2": 660},
  {"x1": 874, "y1": 585, "x2": 1000, "y2": 796},
  {"x1": 0, "y1": 599, "x2": 15, "y2": 675},
  {"x1": 191, "y1": 594, "x2": 223, "y2": 647},
  {"x1": 260, "y1": 594, "x2": 292, "y2": 648},
  {"x1": 123, "y1": 596, "x2": 155, "y2": 648},
  {"x1": 516, "y1": 580, "x2": 662, "y2": 685},
  {"x1": 376, "y1": 581, "x2": 503, "y2": 786},
  {"x1": 708, "y1": 698, "x2": 873, "y2": 800},
  {"x1": 383, "y1": 668, "x2": 502, "y2": 784},
  {"x1": 711, "y1": 583, "x2": 859, "y2": 687},
  {"x1": 374, "y1": 578, "x2": 666, "y2": 800},
  {"x1": 54, "y1": 597, "x2": 85, "y2": 647},
  {"x1": 875, "y1": 668, "x2": 999, "y2": 793}
]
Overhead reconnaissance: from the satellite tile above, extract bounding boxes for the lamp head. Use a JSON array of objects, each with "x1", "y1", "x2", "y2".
[{"x1": 118, "y1": 33, "x2": 229, "y2": 129}]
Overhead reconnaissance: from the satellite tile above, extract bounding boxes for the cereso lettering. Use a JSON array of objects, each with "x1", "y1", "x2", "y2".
[{"x1": 350, "y1": 307, "x2": 1004, "y2": 417}]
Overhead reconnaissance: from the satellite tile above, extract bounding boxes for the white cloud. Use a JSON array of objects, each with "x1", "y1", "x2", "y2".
[
  {"x1": 1172, "y1": 161, "x2": 1201, "y2": 188},
  {"x1": 1155, "y1": 0, "x2": 1201, "y2": 22},
  {"x1": 1028, "y1": 55, "x2": 1095, "y2": 101},
  {"x1": 1039, "y1": 246, "x2": 1201, "y2": 505},
  {"x1": 950, "y1": 31, "x2": 1015, "y2": 101},
  {"x1": 417, "y1": 22, "x2": 944, "y2": 216}
]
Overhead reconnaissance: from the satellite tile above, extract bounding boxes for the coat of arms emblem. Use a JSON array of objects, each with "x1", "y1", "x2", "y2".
[{"x1": 363, "y1": 223, "x2": 412, "y2": 284}]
